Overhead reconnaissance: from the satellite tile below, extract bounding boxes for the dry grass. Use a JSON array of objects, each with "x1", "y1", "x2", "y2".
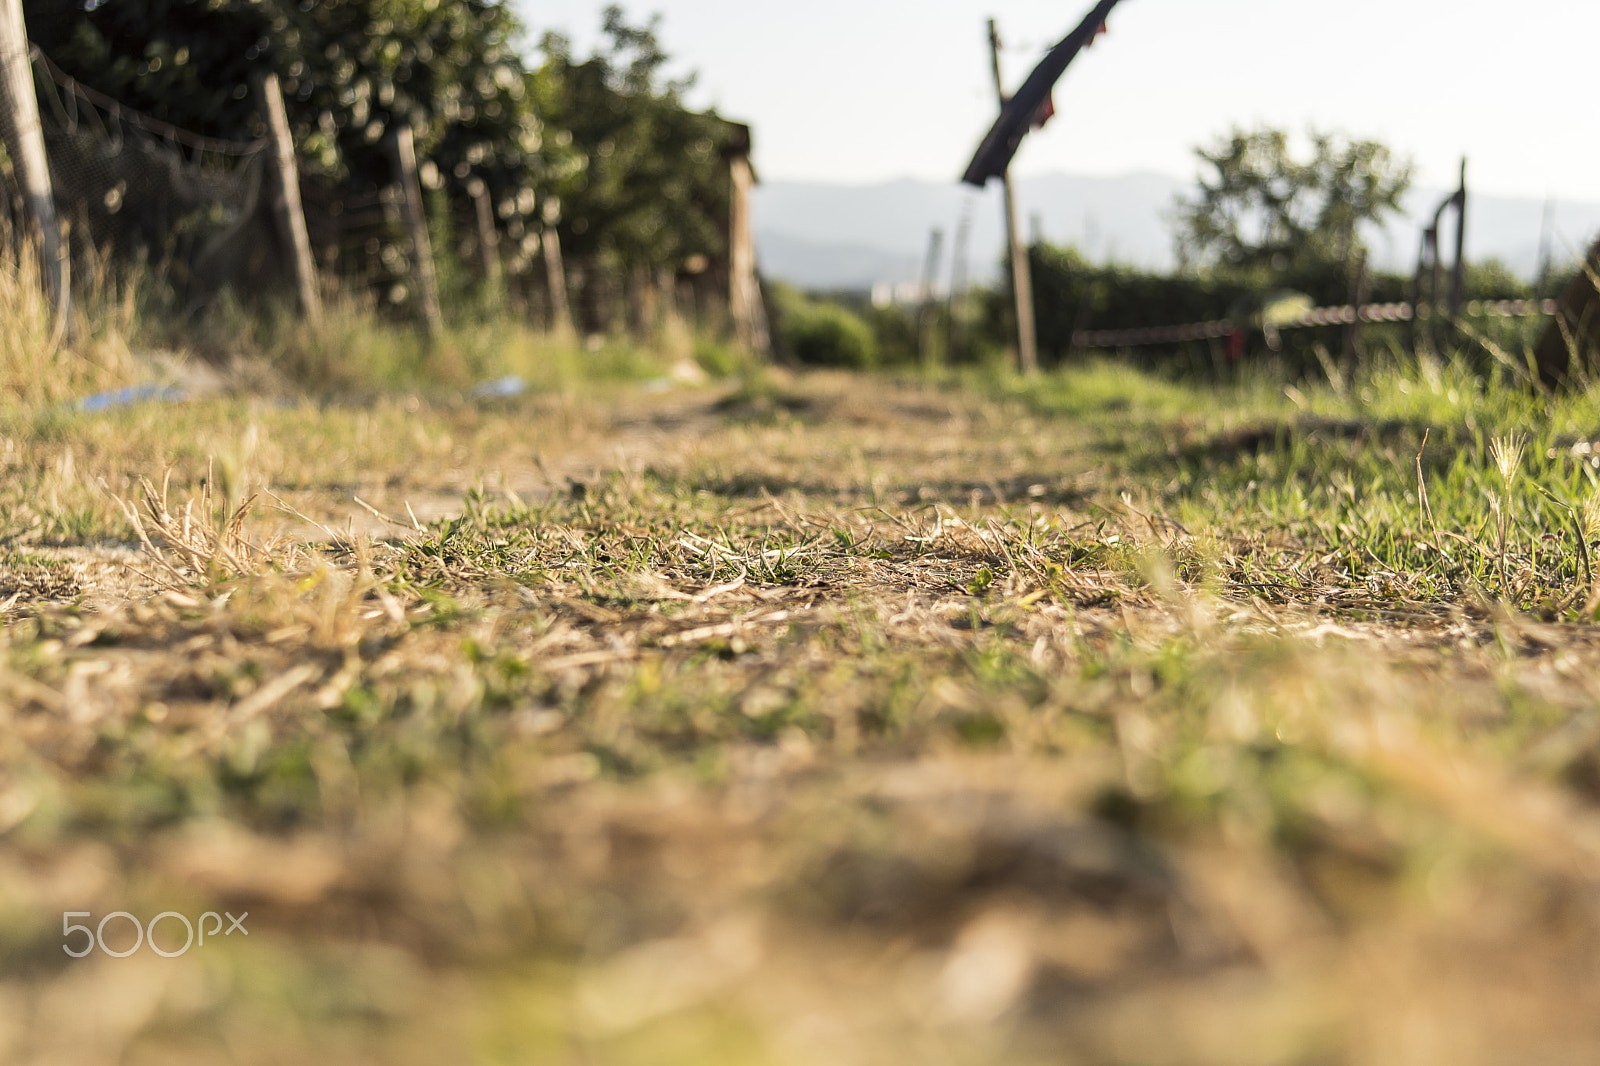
[
  {"x1": 5, "y1": 360, "x2": 1600, "y2": 1064},
  {"x1": 0, "y1": 243, "x2": 141, "y2": 409}
]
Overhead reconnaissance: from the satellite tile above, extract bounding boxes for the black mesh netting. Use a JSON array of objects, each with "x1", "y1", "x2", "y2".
[{"x1": 0, "y1": 49, "x2": 292, "y2": 304}]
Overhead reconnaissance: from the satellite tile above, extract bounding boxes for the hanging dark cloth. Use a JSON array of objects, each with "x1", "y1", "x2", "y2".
[{"x1": 961, "y1": 0, "x2": 1126, "y2": 188}]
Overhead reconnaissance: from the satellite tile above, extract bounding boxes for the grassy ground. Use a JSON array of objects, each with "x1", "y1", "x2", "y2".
[{"x1": 5, "y1": 334, "x2": 1600, "y2": 1064}]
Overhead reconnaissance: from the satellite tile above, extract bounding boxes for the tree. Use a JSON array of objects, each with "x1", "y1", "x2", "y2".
[
  {"x1": 1174, "y1": 126, "x2": 1412, "y2": 280},
  {"x1": 27, "y1": 1, "x2": 741, "y2": 324},
  {"x1": 532, "y1": 8, "x2": 738, "y2": 276},
  {"x1": 27, "y1": 0, "x2": 546, "y2": 229}
]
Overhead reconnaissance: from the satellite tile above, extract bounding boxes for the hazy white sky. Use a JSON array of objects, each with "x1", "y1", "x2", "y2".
[{"x1": 512, "y1": 1, "x2": 1599, "y2": 201}]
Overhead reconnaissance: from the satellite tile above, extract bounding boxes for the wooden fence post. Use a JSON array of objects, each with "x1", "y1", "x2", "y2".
[
  {"x1": 1411, "y1": 226, "x2": 1435, "y2": 355},
  {"x1": 467, "y1": 177, "x2": 501, "y2": 293},
  {"x1": 389, "y1": 123, "x2": 443, "y2": 338},
  {"x1": 1535, "y1": 234, "x2": 1600, "y2": 389},
  {"x1": 988, "y1": 18, "x2": 1038, "y2": 376},
  {"x1": 650, "y1": 265, "x2": 693, "y2": 366},
  {"x1": 916, "y1": 227, "x2": 944, "y2": 367},
  {"x1": 1449, "y1": 158, "x2": 1468, "y2": 323},
  {"x1": 946, "y1": 209, "x2": 971, "y2": 364},
  {"x1": 0, "y1": 0, "x2": 66, "y2": 323},
  {"x1": 1342, "y1": 250, "x2": 1369, "y2": 373},
  {"x1": 254, "y1": 72, "x2": 320, "y2": 320},
  {"x1": 540, "y1": 196, "x2": 572, "y2": 337},
  {"x1": 727, "y1": 143, "x2": 769, "y2": 357}
]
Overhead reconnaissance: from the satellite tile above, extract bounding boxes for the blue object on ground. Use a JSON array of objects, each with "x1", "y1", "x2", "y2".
[
  {"x1": 77, "y1": 383, "x2": 188, "y2": 412},
  {"x1": 472, "y1": 375, "x2": 528, "y2": 400}
]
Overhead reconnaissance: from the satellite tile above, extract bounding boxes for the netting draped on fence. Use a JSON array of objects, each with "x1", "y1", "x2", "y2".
[
  {"x1": 6, "y1": 47, "x2": 553, "y2": 324},
  {"x1": 10, "y1": 46, "x2": 286, "y2": 301}
]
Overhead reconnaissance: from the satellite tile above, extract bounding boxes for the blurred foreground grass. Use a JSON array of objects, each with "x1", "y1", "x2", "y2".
[{"x1": 6, "y1": 349, "x2": 1600, "y2": 1064}]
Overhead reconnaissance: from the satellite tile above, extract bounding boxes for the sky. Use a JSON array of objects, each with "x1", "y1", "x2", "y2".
[{"x1": 511, "y1": 0, "x2": 1600, "y2": 203}]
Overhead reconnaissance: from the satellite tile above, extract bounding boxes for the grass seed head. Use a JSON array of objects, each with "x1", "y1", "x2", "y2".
[
  {"x1": 1582, "y1": 495, "x2": 1600, "y2": 543},
  {"x1": 1489, "y1": 434, "x2": 1525, "y2": 485}
]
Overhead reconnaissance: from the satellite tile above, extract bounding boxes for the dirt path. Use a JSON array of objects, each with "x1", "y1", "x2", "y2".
[{"x1": 5, "y1": 372, "x2": 1600, "y2": 1066}]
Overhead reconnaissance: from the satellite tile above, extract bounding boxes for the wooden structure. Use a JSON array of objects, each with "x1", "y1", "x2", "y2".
[{"x1": 725, "y1": 122, "x2": 769, "y2": 357}]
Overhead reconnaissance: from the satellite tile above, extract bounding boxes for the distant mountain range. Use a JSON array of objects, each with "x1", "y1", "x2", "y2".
[{"x1": 752, "y1": 172, "x2": 1600, "y2": 294}]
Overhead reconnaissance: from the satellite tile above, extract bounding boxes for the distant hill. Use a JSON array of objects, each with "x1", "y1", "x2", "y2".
[
  {"x1": 755, "y1": 232, "x2": 923, "y2": 293},
  {"x1": 753, "y1": 172, "x2": 1183, "y2": 291},
  {"x1": 753, "y1": 172, "x2": 1600, "y2": 294}
]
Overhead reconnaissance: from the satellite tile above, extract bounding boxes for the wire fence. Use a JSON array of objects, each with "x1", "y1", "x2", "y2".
[
  {"x1": 17, "y1": 42, "x2": 274, "y2": 304},
  {"x1": 30, "y1": 46, "x2": 266, "y2": 158},
  {"x1": 1071, "y1": 298, "x2": 1559, "y2": 350}
]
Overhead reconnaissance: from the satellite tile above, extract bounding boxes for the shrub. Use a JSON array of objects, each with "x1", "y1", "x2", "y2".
[
  {"x1": 693, "y1": 336, "x2": 750, "y2": 378},
  {"x1": 771, "y1": 285, "x2": 877, "y2": 369}
]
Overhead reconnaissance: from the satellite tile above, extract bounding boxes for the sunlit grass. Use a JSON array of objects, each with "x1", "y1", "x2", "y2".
[{"x1": 7, "y1": 337, "x2": 1600, "y2": 1063}]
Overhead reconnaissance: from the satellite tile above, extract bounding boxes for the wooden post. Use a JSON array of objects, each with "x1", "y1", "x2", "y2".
[
  {"x1": 988, "y1": 18, "x2": 1037, "y2": 375},
  {"x1": 1003, "y1": 184, "x2": 1037, "y2": 373},
  {"x1": 945, "y1": 208, "x2": 972, "y2": 364},
  {"x1": 389, "y1": 123, "x2": 443, "y2": 338},
  {"x1": 627, "y1": 264, "x2": 656, "y2": 336},
  {"x1": 1412, "y1": 225, "x2": 1439, "y2": 355},
  {"x1": 0, "y1": 0, "x2": 66, "y2": 320},
  {"x1": 466, "y1": 177, "x2": 501, "y2": 292},
  {"x1": 1342, "y1": 250, "x2": 1369, "y2": 373},
  {"x1": 1535, "y1": 234, "x2": 1600, "y2": 389},
  {"x1": 254, "y1": 73, "x2": 320, "y2": 320},
  {"x1": 540, "y1": 196, "x2": 572, "y2": 336},
  {"x1": 1448, "y1": 158, "x2": 1468, "y2": 322},
  {"x1": 656, "y1": 265, "x2": 695, "y2": 365},
  {"x1": 727, "y1": 144, "x2": 769, "y2": 357},
  {"x1": 1536, "y1": 197, "x2": 1555, "y2": 297},
  {"x1": 916, "y1": 227, "x2": 944, "y2": 367},
  {"x1": 1428, "y1": 222, "x2": 1445, "y2": 353}
]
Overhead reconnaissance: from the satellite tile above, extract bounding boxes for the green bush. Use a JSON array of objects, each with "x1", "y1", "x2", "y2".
[
  {"x1": 771, "y1": 285, "x2": 877, "y2": 369},
  {"x1": 866, "y1": 304, "x2": 918, "y2": 366},
  {"x1": 693, "y1": 336, "x2": 751, "y2": 378}
]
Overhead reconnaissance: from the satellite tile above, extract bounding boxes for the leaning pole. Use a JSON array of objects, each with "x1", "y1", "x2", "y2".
[{"x1": 962, "y1": 0, "x2": 1127, "y2": 374}]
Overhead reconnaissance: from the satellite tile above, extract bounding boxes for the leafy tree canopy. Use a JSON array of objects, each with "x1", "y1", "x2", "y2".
[
  {"x1": 533, "y1": 6, "x2": 739, "y2": 272},
  {"x1": 26, "y1": 2, "x2": 744, "y2": 290},
  {"x1": 1173, "y1": 126, "x2": 1413, "y2": 280},
  {"x1": 26, "y1": 0, "x2": 543, "y2": 220}
]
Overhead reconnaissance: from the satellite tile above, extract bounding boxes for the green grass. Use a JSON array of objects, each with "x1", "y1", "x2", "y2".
[{"x1": 7, "y1": 348, "x2": 1600, "y2": 1064}]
